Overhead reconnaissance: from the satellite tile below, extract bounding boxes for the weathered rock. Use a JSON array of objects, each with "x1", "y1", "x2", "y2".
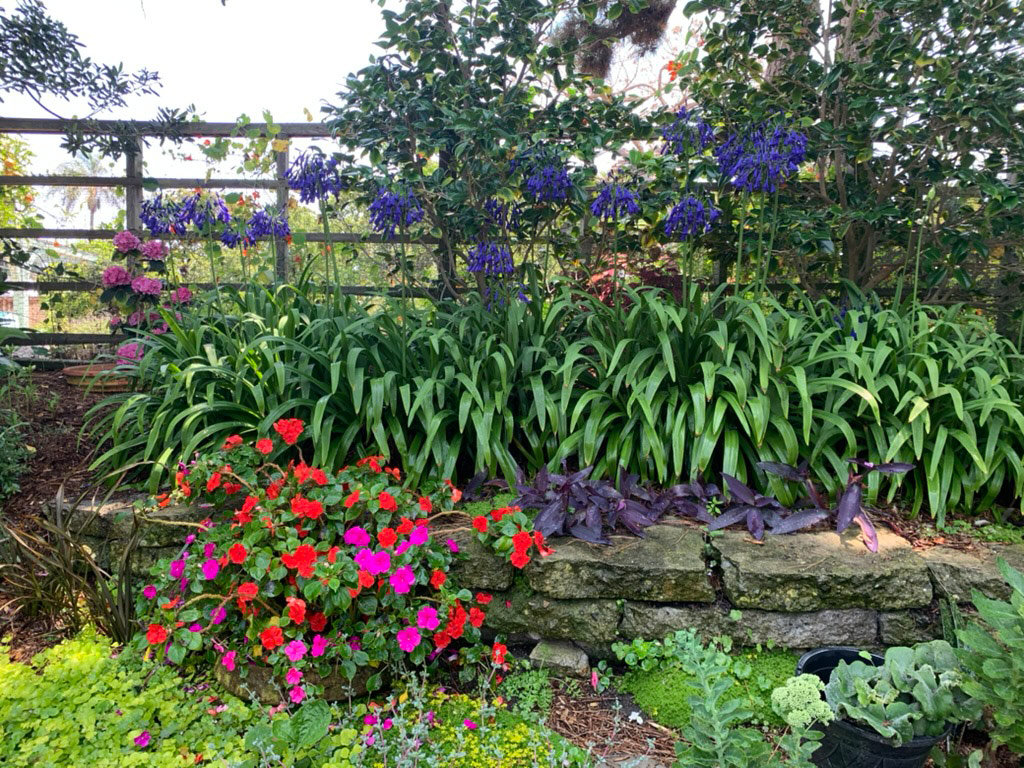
[
  {"x1": 919, "y1": 547, "x2": 1011, "y2": 603},
  {"x1": 484, "y1": 586, "x2": 621, "y2": 643},
  {"x1": 715, "y1": 529, "x2": 932, "y2": 611},
  {"x1": 80, "y1": 535, "x2": 179, "y2": 574},
  {"x1": 215, "y1": 661, "x2": 380, "y2": 704},
  {"x1": 529, "y1": 639, "x2": 591, "y2": 677},
  {"x1": 448, "y1": 530, "x2": 513, "y2": 591},
  {"x1": 63, "y1": 497, "x2": 205, "y2": 548},
  {"x1": 619, "y1": 602, "x2": 878, "y2": 648},
  {"x1": 525, "y1": 524, "x2": 713, "y2": 602},
  {"x1": 878, "y1": 610, "x2": 941, "y2": 645}
]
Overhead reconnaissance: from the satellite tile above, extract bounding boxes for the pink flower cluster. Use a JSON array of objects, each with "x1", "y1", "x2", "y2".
[
  {"x1": 102, "y1": 265, "x2": 132, "y2": 287},
  {"x1": 130, "y1": 276, "x2": 163, "y2": 296},
  {"x1": 168, "y1": 285, "x2": 192, "y2": 304},
  {"x1": 113, "y1": 230, "x2": 141, "y2": 253},
  {"x1": 140, "y1": 240, "x2": 167, "y2": 260}
]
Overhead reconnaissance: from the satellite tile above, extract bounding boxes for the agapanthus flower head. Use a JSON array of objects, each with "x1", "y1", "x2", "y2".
[
  {"x1": 368, "y1": 185, "x2": 424, "y2": 239},
  {"x1": 245, "y1": 207, "x2": 290, "y2": 240},
  {"x1": 661, "y1": 106, "x2": 715, "y2": 156},
  {"x1": 466, "y1": 242, "x2": 514, "y2": 277},
  {"x1": 175, "y1": 193, "x2": 232, "y2": 233},
  {"x1": 483, "y1": 198, "x2": 523, "y2": 233},
  {"x1": 286, "y1": 150, "x2": 345, "y2": 203},
  {"x1": 590, "y1": 182, "x2": 641, "y2": 221},
  {"x1": 140, "y1": 195, "x2": 179, "y2": 236},
  {"x1": 521, "y1": 162, "x2": 572, "y2": 203},
  {"x1": 715, "y1": 122, "x2": 807, "y2": 193},
  {"x1": 664, "y1": 195, "x2": 720, "y2": 240}
]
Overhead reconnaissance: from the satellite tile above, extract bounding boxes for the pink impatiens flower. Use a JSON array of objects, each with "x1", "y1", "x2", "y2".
[
  {"x1": 389, "y1": 565, "x2": 415, "y2": 594},
  {"x1": 142, "y1": 585, "x2": 157, "y2": 599},
  {"x1": 221, "y1": 651, "x2": 236, "y2": 671},
  {"x1": 344, "y1": 526, "x2": 371, "y2": 547},
  {"x1": 134, "y1": 729, "x2": 151, "y2": 748},
  {"x1": 397, "y1": 626, "x2": 421, "y2": 652},
  {"x1": 409, "y1": 525, "x2": 429, "y2": 547},
  {"x1": 201, "y1": 559, "x2": 220, "y2": 580},
  {"x1": 289, "y1": 685, "x2": 306, "y2": 704},
  {"x1": 286, "y1": 667, "x2": 303, "y2": 685},
  {"x1": 463, "y1": 719, "x2": 478, "y2": 730},
  {"x1": 284, "y1": 640, "x2": 307, "y2": 662},
  {"x1": 416, "y1": 605, "x2": 440, "y2": 631},
  {"x1": 311, "y1": 634, "x2": 329, "y2": 658},
  {"x1": 446, "y1": 538, "x2": 459, "y2": 554}
]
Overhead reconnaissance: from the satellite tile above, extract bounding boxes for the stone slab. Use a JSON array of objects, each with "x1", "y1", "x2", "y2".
[
  {"x1": 524, "y1": 524, "x2": 713, "y2": 602},
  {"x1": 484, "y1": 586, "x2": 621, "y2": 644},
  {"x1": 919, "y1": 546, "x2": 1012, "y2": 603},
  {"x1": 529, "y1": 639, "x2": 591, "y2": 677},
  {"x1": 878, "y1": 609, "x2": 941, "y2": 646},
  {"x1": 63, "y1": 497, "x2": 206, "y2": 548},
  {"x1": 448, "y1": 530, "x2": 514, "y2": 591},
  {"x1": 619, "y1": 602, "x2": 878, "y2": 648},
  {"x1": 715, "y1": 529, "x2": 932, "y2": 611}
]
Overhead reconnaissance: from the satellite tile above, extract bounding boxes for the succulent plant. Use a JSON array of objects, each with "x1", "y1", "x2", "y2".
[{"x1": 824, "y1": 641, "x2": 978, "y2": 746}]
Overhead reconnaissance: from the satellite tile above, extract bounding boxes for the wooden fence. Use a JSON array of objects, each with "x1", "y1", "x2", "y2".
[{"x1": 0, "y1": 116, "x2": 427, "y2": 348}]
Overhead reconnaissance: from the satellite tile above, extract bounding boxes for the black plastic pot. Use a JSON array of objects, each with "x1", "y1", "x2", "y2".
[{"x1": 796, "y1": 647, "x2": 948, "y2": 768}]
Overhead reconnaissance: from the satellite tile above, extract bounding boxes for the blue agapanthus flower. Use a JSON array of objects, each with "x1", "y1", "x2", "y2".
[
  {"x1": 140, "y1": 195, "x2": 177, "y2": 236},
  {"x1": 661, "y1": 106, "x2": 715, "y2": 156},
  {"x1": 286, "y1": 150, "x2": 344, "y2": 203},
  {"x1": 368, "y1": 186, "x2": 424, "y2": 239},
  {"x1": 466, "y1": 242, "x2": 515, "y2": 277},
  {"x1": 484, "y1": 198, "x2": 524, "y2": 233},
  {"x1": 665, "y1": 196, "x2": 720, "y2": 240},
  {"x1": 174, "y1": 193, "x2": 231, "y2": 233},
  {"x1": 590, "y1": 182, "x2": 641, "y2": 221},
  {"x1": 715, "y1": 123, "x2": 807, "y2": 193},
  {"x1": 220, "y1": 229, "x2": 245, "y2": 248},
  {"x1": 245, "y1": 207, "x2": 290, "y2": 240},
  {"x1": 512, "y1": 150, "x2": 573, "y2": 204}
]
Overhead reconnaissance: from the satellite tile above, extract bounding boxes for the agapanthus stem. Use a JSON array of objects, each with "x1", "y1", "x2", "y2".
[
  {"x1": 735, "y1": 193, "x2": 749, "y2": 289},
  {"x1": 758, "y1": 188, "x2": 780, "y2": 297}
]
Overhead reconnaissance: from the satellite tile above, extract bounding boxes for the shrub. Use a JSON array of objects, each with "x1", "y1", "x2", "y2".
[{"x1": 134, "y1": 418, "x2": 491, "y2": 701}]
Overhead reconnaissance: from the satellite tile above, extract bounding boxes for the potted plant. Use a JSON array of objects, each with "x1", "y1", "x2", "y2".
[{"x1": 795, "y1": 640, "x2": 978, "y2": 768}]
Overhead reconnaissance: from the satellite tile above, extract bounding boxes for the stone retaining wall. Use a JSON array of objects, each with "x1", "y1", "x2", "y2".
[{"x1": 73, "y1": 499, "x2": 1024, "y2": 651}]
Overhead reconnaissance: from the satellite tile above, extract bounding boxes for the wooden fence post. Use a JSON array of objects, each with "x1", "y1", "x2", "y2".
[
  {"x1": 125, "y1": 146, "x2": 143, "y2": 231},
  {"x1": 275, "y1": 138, "x2": 290, "y2": 282}
]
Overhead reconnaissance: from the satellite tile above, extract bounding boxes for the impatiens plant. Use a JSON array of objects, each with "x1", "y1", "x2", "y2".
[
  {"x1": 469, "y1": 503, "x2": 553, "y2": 570},
  {"x1": 136, "y1": 418, "x2": 490, "y2": 702}
]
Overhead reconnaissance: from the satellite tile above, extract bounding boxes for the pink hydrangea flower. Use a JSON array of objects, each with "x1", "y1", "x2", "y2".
[
  {"x1": 389, "y1": 565, "x2": 415, "y2": 594},
  {"x1": 289, "y1": 685, "x2": 306, "y2": 704},
  {"x1": 416, "y1": 605, "x2": 439, "y2": 631},
  {"x1": 131, "y1": 276, "x2": 163, "y2": 296},
  {"x1": 344, "y1": 526, "x2": 371, "y2": 547},
  {"x1": 201, "y1": 559, "x2": 219, "y2": 580},
  {"x1": 311, "y1": 634, "x2": 329, "y2": 658},
  {"x1": 140, "y1": 240, "x2": 167, "y2": 260},
  {"x1": 221, "y1": 651, "x2": 236, "y2": 671},
  {"x1": 142, "y1": 585, "x2": 157, "y2": 599},
  {"x1": 286, "y1": 667, "x2": 303, "y2": 685},
  {"x1": 169, "y1": 285, "x2": 192, "y2": 304},
  {"x1": 284, "y1": 640, "x2": 307, "y2": 662},
  {"x1": 116, "y1": 342, "x2": 144, "y2": 363},
  {"x1": 113, "y1": 230, "x2": 141, "y2": 252},
  {"x1": 397, "y1": 626, "x2": 421, "y2": 652},
  {"x1": 102, "y1": 265, "x2": 132, "y2": 287}
]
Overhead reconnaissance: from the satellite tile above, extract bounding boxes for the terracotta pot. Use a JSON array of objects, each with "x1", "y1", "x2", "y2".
[
  {"x1": 214, "y1": 660, "x2": 384, "y2": 705},
  {"x1": 62, "y1": 362, "x2": 134, "y2": 392}
]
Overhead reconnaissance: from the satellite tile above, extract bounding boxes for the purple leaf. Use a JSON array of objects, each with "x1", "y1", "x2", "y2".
[
  {"x1": 853, "y1": 511, "x2": 879, "y2": 552},
  {"x1": 722, "y1": 474, "x2": 757, "y2": 506},
  {"x1": 845, "y1": 458, "x2": 914, "y2": 475},
  {"x1": 747, "y1": 508, "x2": 765, "y2": 540},
  {"x1": 835, "y1": 483, "x2": 863, "y2": 533},
  {"x1": 768, "y1": 509, "x2": 829, "y2": 535},
  {"x1": 757, "y1": 461, "x2": 808, "y2": 482},
  {"x1": 707, "y1": 507, "x2": 750, "y2": 531},
  {"x1": 805, "y1": 480, "x2": 829, "y2": 511}
]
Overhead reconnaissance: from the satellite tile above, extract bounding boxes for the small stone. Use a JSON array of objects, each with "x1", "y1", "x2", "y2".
[
  {"x1": 879, "y1": 610, "x2": 941, "y2": 645},
  {"x1": 525, "y1": 524, "x2": 713, "y2": 602},
  {"x1": 715, "y1": 529, "x2": 932, "y2": 611},
  {"x1": 529, "y1": 639, "x2": 590, "y2": 677}
]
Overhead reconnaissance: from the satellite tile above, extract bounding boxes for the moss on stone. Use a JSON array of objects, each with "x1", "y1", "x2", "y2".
[{"x1": 459, "y1": 493, "x2": 517, "y2": 519}]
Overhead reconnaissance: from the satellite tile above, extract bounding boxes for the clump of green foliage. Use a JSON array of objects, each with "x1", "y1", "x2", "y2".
[
  {"x1": 0, "y1": 366, "x2": 32, "y2": 501},
  {"x1": 615, "y1": 633, "x2": 796, "y2": 728},
  {"x1": 497, "y1": 663, "x2": 554, "y2": 717}
]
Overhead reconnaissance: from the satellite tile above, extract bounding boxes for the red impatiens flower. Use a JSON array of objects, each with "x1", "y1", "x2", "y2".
[
  {"x1": 206, "y1": 472, "x2": 222, "y2": 493},
  {"x1": 273, "y1": 418, "x2": 304, "y2": 446},
  {"x1": 326, "y1": 546, "x2": 340, "y2": 564},
  {"x1": 228, "y1": 542, "x2": 248, "y2": 564},
  {"x1": 255, "y1": 438, "x2": 274, "y2": 455},
  {"x1": 309, "y1": 612, "x2": 327, "y2": 632},
  {"x1": 222, "y1": 434, "x2": 243, "y2": 451},
  {"x1": 286, "y1": 597, "x2": 306, "y2": 624},
  {"x1": 146, "y1": 624, "x2": 168, "y2": 645},
  {"x1": 281, "y1": 545, "x2": 318, "y2": 578},
  {"x1": 476, "y1": 592, "x2": 492, "y2": 605},
  {"x1": 260, "y1": 626, "x2": 284, "y2": 650},
  {"x1": 510, "y1": 550, "x2": 531, "y2": 569},
  {"x1": 472, "y1": 516, "x2": 488, "y2": 533},
  {"x1": 311, "y1": 468, "x2": 328, "y2": 486},
  {"x1": 433, "y1": 630, "x2": 452, "y2": 649},
  {"x1": 175, "y1": 470, "x2": 191, "y2": 498},
  {"x1": 343, "y1": 490, "x2": 360, "y2": 508},
  {"x1": 492, "y1": 641, "x2": 508, "y2": 665},
  {"x1": 469, "y1": 606, "x2": 486, "y2": 628},
  {"x1": 378, "y1": 491, "x2": 397, "y2": 512},
  {"x1": 429, "y1": 569, "x2": 446, "y2": 589},
  {"x1": 511, "y1": 531, "x2": 532, "y2": 553},
  {"x1": 418, "y1": 496, "x2": 432, "y2": 513},
  {"x1": 377, "y1": 527, "x2": 397, "y2": 549},
  {"x1": 534, "y1": 531, "x2": 554, "y2": 556},
  {"x1": 266, "y1": 481, "x2": 282, "y2": 500},
  {"x1": 357, "y1": 455, "x2": 385, "y2": 472},
  {"x1": 223, "y1": 482, "x2": 242, "y2": 495},
  {"x1": 357, "y1": 570, "x2": 374, "y2": 588},
  {"x1": 237, "y1": 582, "x2": 259, "y2": 601},
  {"x1": 396, "y1": 517, "x2": 414, "y2": 535},
  {"x1": 444, "y1": 478, "x2": 462, "y2": 502},
  {"x1": 290, "y1": 496, "x2": 324, "y2": 520}
]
